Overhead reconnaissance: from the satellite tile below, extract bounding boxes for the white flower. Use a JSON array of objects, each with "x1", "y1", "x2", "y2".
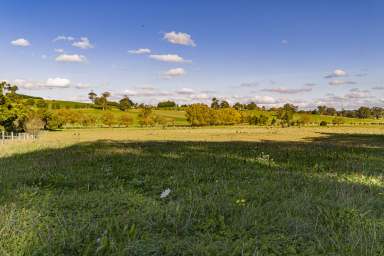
[{"x1": 160, "y1": 188, "x2": 171, "y2": 198}]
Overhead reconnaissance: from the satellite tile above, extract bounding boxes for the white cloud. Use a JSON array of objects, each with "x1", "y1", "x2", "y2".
[
  {"x1": 54, "y1": 48, "x2": 64, "y2": 53},
  {"x1": 281, "y1": 39, "x2": 288, "y2": 44},
  {"x1": 176, "y1": 88, "x2": 194, "y2": 95},
  {"x1": 163, "y1": 68, "x2": 186, "y2": 79},
  {"x1": 75, "y1": 83, "x2": 91, "y2": 89},
  {"x1": 261, "y1": 87, "x2": 312, "y2": 94},
  {"x1": 41, "y1": 54, "x2": 47, "y2": 59},
  {"x1": 190, "y1": 93, "x2": 209, "y2": 100},
  {"x1": 304, "y1": 83, "x2": 317, "y2": 87},
  {"x1": 252, "y1": 95, "x2": 277, "y2": 104},
  {"x1": 149, "y1": 54, "x2": 189, "y2": 63},
  {"x1": 329, "y1": 80, "x2": 356, "y2": 86},
  {"x1": 72, "y1": 37, "x2": 94, "y2": 49},
  {"x1": 372, "y1": 86, "x2": 384, "y2": 90},
  {"x1": 11, "y1": 38, "x2": 30, "y2": 47},
  {"x1": 121, "y1": 87, "x2": 172, "y2": 97},
  {"x1": 325, "y1": 69, "x2": 347, "y2": 78},
  {"x1": 13, "y1": 77, "x2": 71, "y2": 90},
  {"x1": 55, "y1": 54, "x2": 86, "y2": 63},
  {"x1": 46, "y1": 78, "x2": 71, "y2": 88},
  {"x1": 53, "y1": 35, "x2": 74, "y2": 42},
  {"x1": 164, "y1": 31, "x2": 196, "y2": 47},
  {"x1": 128, "y1": 48, "x2": 151, "y2": 54}
]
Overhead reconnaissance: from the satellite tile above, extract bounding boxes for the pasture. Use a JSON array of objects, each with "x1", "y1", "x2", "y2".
[{"x1": 1, "y1": 126, "x2": 384, "y2": 255}]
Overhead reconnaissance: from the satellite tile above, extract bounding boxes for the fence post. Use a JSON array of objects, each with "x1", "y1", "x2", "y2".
[{"x1": 11, "y1": 131, "x2": 14, "y2": 141}]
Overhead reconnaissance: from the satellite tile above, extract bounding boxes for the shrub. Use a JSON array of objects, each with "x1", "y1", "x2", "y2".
[
  {"x1": 332, "y1": 117, "x2": 344, "y2": 125},
  {"x1": 248, "y1": 114, "x2": 269, "y2": 126},
  {"x1": 186, "y1": 104, "x2": 211, "y2": 126},
  {"x1": 138, "y1": 108, "x2": 156, "y2": 127},
  {"x1": 24, "y1": 113, "x2": 44, "y2": 135},
  {"x1": 319, "y1": 120, "x2": 328, "y2": 126},
  {"x1": 186, "y1": 104, "x2": 242, "y2": 126},
  {"x1": 101, "y1": 112, "x2": 117, "y2": 127},
  {"x1": 119, "y1": 114, "x2": 133, "y2": 127}
]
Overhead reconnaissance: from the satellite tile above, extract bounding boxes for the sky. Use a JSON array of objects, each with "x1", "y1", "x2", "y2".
[{"x1": 1, "y1": 0, "x2": 384, "y2": 109}]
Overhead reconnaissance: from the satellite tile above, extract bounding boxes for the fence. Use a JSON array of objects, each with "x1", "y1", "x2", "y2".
[{"x1": 0, "y1": 131, "x2": 37, "y2": 144}]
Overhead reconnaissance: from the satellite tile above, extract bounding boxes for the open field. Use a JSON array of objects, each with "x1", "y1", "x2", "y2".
[{"x1": 1, "y1": 126, "x2": 384, "y2": 255}]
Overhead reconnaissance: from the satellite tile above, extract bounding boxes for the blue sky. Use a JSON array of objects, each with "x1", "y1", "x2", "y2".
[{"x1": 1, "y1": 0, "x2": 383, "y2": 109}]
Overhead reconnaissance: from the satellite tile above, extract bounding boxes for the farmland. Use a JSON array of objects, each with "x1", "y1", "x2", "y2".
[{"x1": 1, "y1": 126, "x2": 384, "y2": 255}]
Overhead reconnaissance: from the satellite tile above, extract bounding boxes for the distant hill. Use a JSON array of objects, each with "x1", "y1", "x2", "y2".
[{"x1": 15, "y1": 93, "x2": 43, "y2": 100}]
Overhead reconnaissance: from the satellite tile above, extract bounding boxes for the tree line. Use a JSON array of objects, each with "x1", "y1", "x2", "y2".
[{"x1": 1, "y1": 81, "x2": 383, "y2": 133}]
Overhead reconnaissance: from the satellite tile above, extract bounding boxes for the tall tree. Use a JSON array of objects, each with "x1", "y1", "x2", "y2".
[
  {"x1": 0, "y1": 81, "x2": 6, "y2": 96},
  {"x1": 211, "y1": 97, "x2": 220, "y2": 109},
  {"x1": 88, "y1": 91, "x2": 97, "y2": 103},
  {"x1": 119, "y1": 95, "x2": 134, "y2": 111},
  {"x1": 220, "y1": 100, "x2": 230, "y2": 108}
]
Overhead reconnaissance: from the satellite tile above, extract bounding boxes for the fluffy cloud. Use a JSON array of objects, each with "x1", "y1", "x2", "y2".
[
  {"x1": 261, "y1": 87, "x2": 312, "y2": 94},
  {"x1": 45, "y1": 78, "x2": 71, "y2": 88},
  {"x1": 13, "y1": 78, "x2": 71, "y2": 90},
  {"x1": 149, "y1": 54, "x2": 189, "y2": 63},
  {"x1": 54, "y1": 48, "x2": 64, "y2": 53},
  {"x1": 329, "y1": 80, "x2": 356, "y2": 86},
  {"x1": 304, "y1": 83, "x2": 317, "y2": 87},
  {"x1": 252, "y1": 95, "x2": 277, "y2": 104},
  {"x1": 372, "y1": 86, "x2": 384, "y2": 90},
  {"x1": 163, "y1": 68, "x2": 186, "y2": 78},
  {"x1": 128, "y1": 48, "x2": 151, "y2": 54},
  {"x1": 190, "y1": 93, "x2": 209, "y2": 100},
  {"x1": 325, "y1": 69, "x2": 347, "y2": 78},
  {"x1": 53, "y1": 35, "x2": 74, "y2": 42},
  {"x1": 281, "y1": 39, "x2": 288, "y2": 44},
  {"x1": 121, "y1": 87, "x2": 172, "y2": 97},
  {"x1": 345, "y1": 88, "x2": 370, "y2": 99},
  {"x1": 55, "y1": 54, "x2": 86, "y2": 63},
  {"x1": 75, "y1": 83, "x2": 92, "y2": 89},
  {"x1": 164, "y1": 31, "x2": 196, "y2": 47},
  {"x1": 176, "y1": 88, "x2": 194, "y2": 95},
  {"x1": 72, "y1": 37, "x2": 94, "y2": 49},
  {"x1": 11, "y1": 38, "x2": 30, "y2": 47}
]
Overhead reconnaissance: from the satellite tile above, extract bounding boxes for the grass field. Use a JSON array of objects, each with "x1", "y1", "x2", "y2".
[{"x1": 1, "y1": 126, "x2": 384, "y2": 255}]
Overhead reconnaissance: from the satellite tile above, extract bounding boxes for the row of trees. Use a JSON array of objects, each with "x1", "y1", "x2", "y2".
[
  {"x1": 185, "y1": 103, "x2": 359, "y2": 127},
  {"x1": 86, "y1": 90, "x2": 384, "y2": 120},
  {"x1": 312, "y1": 105, "x2": 383, "y2": 119}
]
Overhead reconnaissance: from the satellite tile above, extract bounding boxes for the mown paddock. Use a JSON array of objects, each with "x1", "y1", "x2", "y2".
[{"x1": 0, "y1": 126, "x2": 383, "y2": 255}]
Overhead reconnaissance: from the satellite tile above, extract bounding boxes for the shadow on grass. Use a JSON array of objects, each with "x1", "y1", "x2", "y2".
[{"x1": 0, "y1": 132, "x2": 383, "y2": 255}]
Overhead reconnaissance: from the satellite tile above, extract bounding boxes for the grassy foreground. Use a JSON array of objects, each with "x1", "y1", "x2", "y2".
[{"x1": 1, "y1": 126, "x2": 384, "y2": 255}]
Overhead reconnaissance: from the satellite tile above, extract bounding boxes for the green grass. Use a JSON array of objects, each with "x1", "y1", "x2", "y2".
[{"x1": 0, "y1": 127, "x2": 384, "y2": 255}]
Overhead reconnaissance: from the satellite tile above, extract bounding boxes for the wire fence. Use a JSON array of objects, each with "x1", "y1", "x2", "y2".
[{"x1": 0, "y1": 131, "x2": 37, "y2": 145}]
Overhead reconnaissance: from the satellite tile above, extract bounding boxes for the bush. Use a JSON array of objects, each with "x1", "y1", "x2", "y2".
[
  {"x1": 186, "y1": 104, "x2": 242, "y2": 126},
  {"x1": 157, "y1": 101, "x2": 176, "y2": 108},
  {"x1": 186, "y1": 104, "x2": 211, "y2": 126},
  {"x1": 248, "y1": 114, "x2": 269, "y2": 126},
  {"x1": 119, "y1": 114, "x2": 133, "y2": 127},
  {"x1": 332, "y1": 117, "x2": 344, "y2": 126},
  {"x1": 319, "y1": 120, "x2": 328, "y2": 126},
  {"x1": 101, "y1": 112, "x2": 117, "y2": 127},
  {"x1": 24, "y1": 113, "x2": 44, "y2": 135}
]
